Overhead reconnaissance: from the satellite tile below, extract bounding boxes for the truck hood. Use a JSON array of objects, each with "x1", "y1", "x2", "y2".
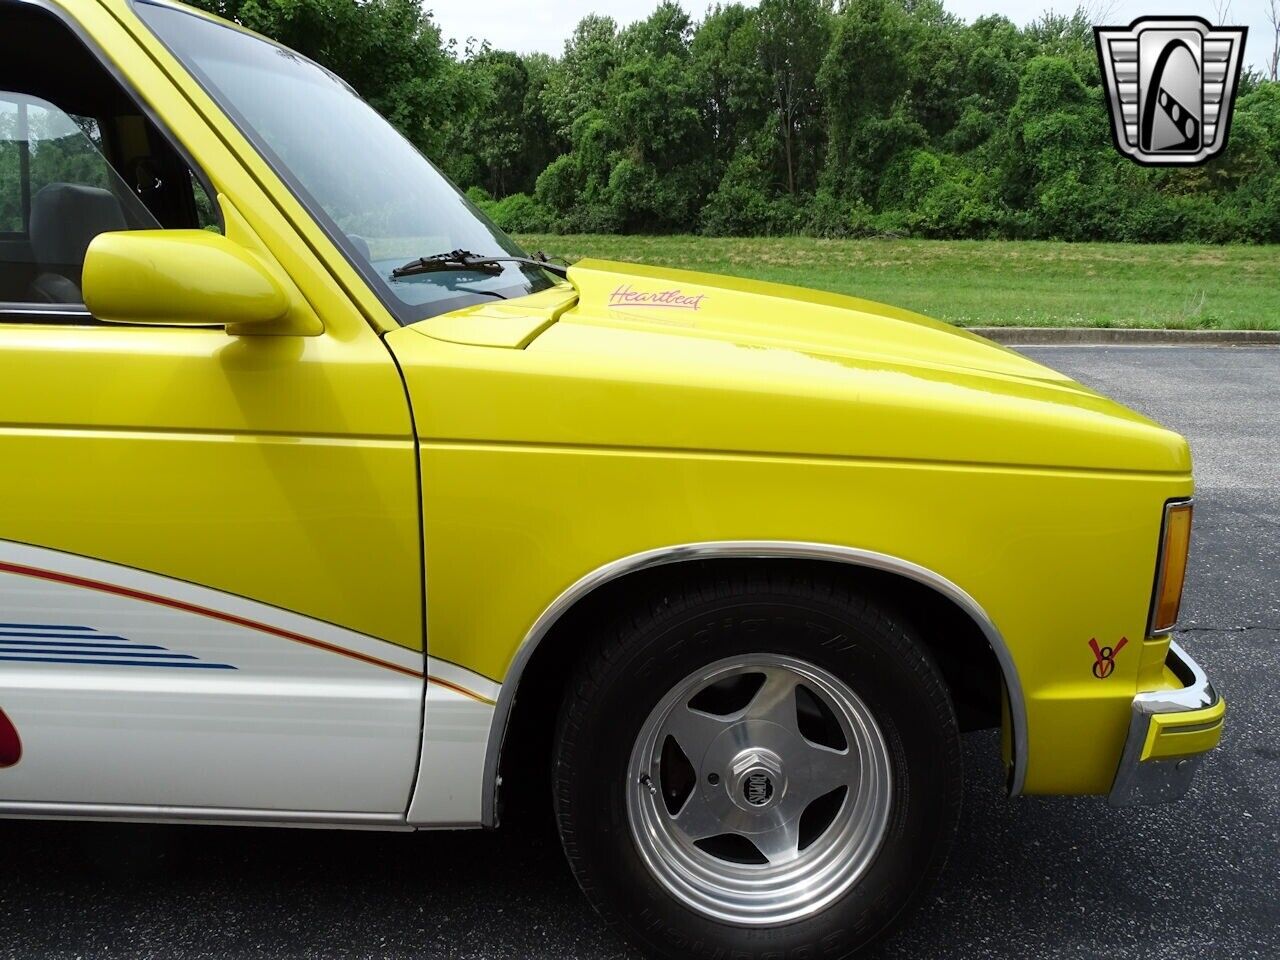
[
  {"x1": 558, "y1": 259, "x2": 1076, "y2": 387},
  {"x1": 401, "y1": 259, "x2": 1190, "y2": 475},
  {"x1": 418, "y1": 258, "x2": 1071, "y2": 386}
]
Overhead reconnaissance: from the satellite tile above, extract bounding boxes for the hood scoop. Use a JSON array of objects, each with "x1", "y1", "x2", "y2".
[{"x1": 413, "y1": 284, "x2": 579, "y2": 349}]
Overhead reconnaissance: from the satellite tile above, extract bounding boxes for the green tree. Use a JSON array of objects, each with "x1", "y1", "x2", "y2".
[
  {"x1": 819, "y1": 0, "x2": 919, "y2": 202},
  {"x1": 184, "y1": 0, "x2": 1280, "y2": 243},
  {"x1": 440, "y1": 49, "x2": 561, "y2": 197},
  {"x1": 692, "y1": 4, "x2": 770, "y2": 171},
  {"x1": 756, "y1": 0, "x2": 832, "y2": 195},
  {"x1": 540, "y1": 14, "x2": 621, "y2": 140}
]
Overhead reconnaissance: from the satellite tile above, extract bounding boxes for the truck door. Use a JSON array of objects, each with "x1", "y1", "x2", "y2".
[{"x1": 0, "y1": 0, "x2": 424, "y2": 820}]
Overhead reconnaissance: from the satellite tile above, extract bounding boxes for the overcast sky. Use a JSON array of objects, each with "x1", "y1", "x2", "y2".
[{"x1": 429, "y1": 1, "x2": 1272, "y2": 72}]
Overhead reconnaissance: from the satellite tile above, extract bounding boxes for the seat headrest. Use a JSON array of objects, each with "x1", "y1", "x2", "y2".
[{"x1": 29, "y1": 183, "x2": 129, "y2": 275}]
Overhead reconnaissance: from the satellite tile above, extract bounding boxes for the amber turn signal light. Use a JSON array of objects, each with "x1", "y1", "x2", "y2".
[{"x1": 1150, "y1": 501, "x2": 1193, "y2": 634}]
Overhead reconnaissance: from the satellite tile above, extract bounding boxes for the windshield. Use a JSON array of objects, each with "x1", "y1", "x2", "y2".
[{"x1": 135, "y1": 1, "x2": 555, "y2": 325}]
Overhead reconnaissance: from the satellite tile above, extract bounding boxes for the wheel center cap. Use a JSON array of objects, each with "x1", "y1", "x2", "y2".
[
  {"x1": 727, "y1": 748, "x2": 785, "y2": 812},
  {"x1": 743, "y1": 770, "x2": 774, "y2": 806}
]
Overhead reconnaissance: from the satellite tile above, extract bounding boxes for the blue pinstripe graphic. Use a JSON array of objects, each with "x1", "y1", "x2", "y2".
[
  {"x1": 0, "y1": 647, "x2": 198, "y2": 660},
  {"x1": 0, "y1": 639, "x2": 167, "y2": 649},
  {"x1": 0, "y1": 623, "x2": 92, "y2": 631},
  {"x1": 0, "y1": 632, "x2": 131, "y2": 641},
  {"x1": 0, "y1": 623, "x2": 236, "y2": 670},
  {"x1": 0, "y1": 655, "x2": 236, "y2": 669}
]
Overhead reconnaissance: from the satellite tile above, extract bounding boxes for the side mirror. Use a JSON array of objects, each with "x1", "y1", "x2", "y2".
[{"x1": 83, "y1": 230, "x2": 317, "y2": 334}]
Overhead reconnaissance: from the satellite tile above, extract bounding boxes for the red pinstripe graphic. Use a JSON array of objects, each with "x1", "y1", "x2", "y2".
[
  {"x1": 427, "y1": 674, "x2": 495, "y2": 705},
  {"x1": 0, "y1": 560, "x2": 423, "y2": 680}
]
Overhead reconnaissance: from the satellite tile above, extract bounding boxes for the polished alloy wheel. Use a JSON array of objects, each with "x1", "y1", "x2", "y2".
[{"x1": 626, "y1": 653, "x2": 893, "y2": 926}]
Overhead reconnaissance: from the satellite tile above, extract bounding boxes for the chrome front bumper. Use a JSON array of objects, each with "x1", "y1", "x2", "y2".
[{"x1": 1109, "y1": 641, "x2": 1225, "y2": 807}]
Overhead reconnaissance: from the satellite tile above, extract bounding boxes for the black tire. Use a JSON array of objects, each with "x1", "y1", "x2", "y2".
[{"x1": 553, "y1": 568, "x2": 962, "y2": 960}]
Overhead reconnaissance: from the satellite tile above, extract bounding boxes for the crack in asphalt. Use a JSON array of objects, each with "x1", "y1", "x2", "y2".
[{"x1": 1179, "y1": 625, "x2": 1280, "y2": 634}]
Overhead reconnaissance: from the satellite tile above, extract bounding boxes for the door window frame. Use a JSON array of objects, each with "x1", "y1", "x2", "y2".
[{"x1": 0, "y1": 0, "x2": 223, "y2": 325}]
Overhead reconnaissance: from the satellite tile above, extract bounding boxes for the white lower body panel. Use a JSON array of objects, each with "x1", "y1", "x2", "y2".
[
  {"x1": 408, "y1": 658, "x2": 500, "y2": 827},
  {"x1": 0, "y1": 540, "x2": 423, "y2": 814}
]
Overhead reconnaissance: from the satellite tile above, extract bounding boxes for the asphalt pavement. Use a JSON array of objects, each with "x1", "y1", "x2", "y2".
[{"x1": 1, "y1": 346, "x2": 1276, "y2": 960}]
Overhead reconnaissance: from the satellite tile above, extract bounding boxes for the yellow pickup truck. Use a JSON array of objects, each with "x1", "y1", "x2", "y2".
[{"x1": 0, "y1": 1, "x2": 1223, "y2": 957}]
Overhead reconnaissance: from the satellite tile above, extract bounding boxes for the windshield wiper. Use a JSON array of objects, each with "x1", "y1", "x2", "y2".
[{"x1": 390, "y1": 249, "x2": 569, "y2": 280}]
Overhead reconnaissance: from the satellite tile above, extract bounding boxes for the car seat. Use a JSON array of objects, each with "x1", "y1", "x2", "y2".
[{"x1": 27, "y1": 182, "x2": 128, "y2": 304}]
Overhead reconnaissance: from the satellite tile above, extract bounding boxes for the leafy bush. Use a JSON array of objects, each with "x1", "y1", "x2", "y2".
[
  {"x1": 701, "y1": 151, "x2": 799, "y2": 236},
  {"x1": 535, "y1": 154, "x2": 582, "y2": 217},
  {"x1": 481, "y1": 193, "x2": 555, "y2": 233}
]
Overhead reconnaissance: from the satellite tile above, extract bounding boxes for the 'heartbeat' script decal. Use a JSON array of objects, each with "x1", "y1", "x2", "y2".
[{"x1": 609, "y1": 285, "x2": 707, "y2": 311}]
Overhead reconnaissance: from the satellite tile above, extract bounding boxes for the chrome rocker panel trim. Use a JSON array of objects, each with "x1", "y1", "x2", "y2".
[
  {"x1": 1109, "y1": 640, "x2": 1219, "y2": 807},
  {"x1": 482, "y1": 540, "x2": 1028, "y2": 826},
  {"x1": 0, "y1": 800, "x2": 413, "y2": 831}
]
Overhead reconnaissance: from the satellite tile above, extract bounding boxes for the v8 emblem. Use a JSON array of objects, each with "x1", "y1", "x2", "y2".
[{"x1": 1089, "y1": 637, "x2": 1129, "y2": 680}]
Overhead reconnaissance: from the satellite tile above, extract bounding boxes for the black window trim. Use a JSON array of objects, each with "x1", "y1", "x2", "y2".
[
  {"x1": 0, "y1": 303, "x2": 94, "y2": 325},
  {"x1": 0, "y1": 0, "x2": 225, "y2": 325}
]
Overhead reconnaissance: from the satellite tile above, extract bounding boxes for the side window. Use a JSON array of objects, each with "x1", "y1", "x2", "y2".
[
  {"x1": 0, "y1": 101, "x2": 23, "y2": 234},
  {"x1": 0, "y1": 5, "x2": 221, "y2": 316},
  {"x1": 26, "y1": 107, "x2": 115, "y2": 199},
  {"x1": 0, "y1": 93, "x2": 159, "y2": 306},
  {"x1": 192, "y1": 173, "x2": 220, "y2": 232}
]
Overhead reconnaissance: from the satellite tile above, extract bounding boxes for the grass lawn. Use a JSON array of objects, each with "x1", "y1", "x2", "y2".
[{"x1": 516, "y1": 234, "x2": 1280, "y2": 330}]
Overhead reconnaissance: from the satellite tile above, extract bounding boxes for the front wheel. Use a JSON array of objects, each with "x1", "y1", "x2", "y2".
[{"x1": 553, "y1": 572, "x2": 962, "y2": 959}]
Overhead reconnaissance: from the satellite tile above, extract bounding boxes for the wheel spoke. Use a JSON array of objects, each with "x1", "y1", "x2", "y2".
[
  {"x1": 787, "y1": 741, "x2": 855, "y2": 813},
  {"x1": 672, "y1": 788, "x2": 726, "y2": 843},
  {"x1": 746, "y1": 667, "x2": 801, "y2": 732},
  {"x1": 750, "y1": 818, "x2": 802, "y2": 866},
  {"x1": 664, "y1": 701, "x2": 733, "y2": 766}
]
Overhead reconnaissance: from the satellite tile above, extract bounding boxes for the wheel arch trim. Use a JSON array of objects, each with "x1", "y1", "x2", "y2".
[{"x1": 481, "y1": 541, "x2": 1028, "y2": 826}]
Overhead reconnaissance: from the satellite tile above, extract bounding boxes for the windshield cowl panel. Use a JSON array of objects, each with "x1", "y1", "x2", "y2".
[{"x1": 134, "y1": 0, "x2": 555, "y2": 326}]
